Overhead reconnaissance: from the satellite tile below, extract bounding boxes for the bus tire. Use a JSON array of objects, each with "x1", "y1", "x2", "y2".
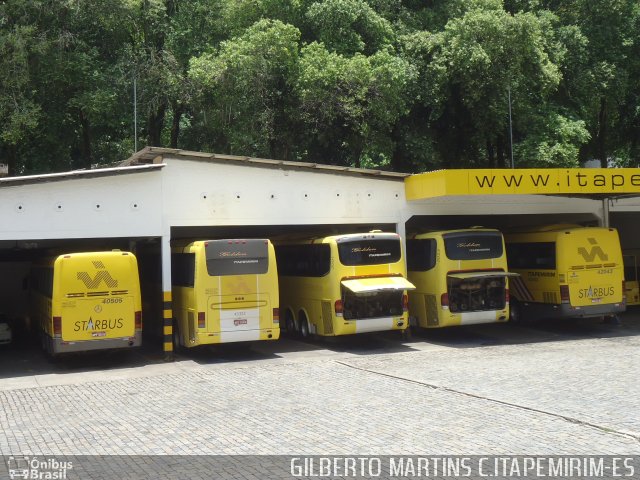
[
  {"x1": 299, "y1": 313, "x2": 310, "y2": 338},
  {"x1": 284, "y1": 310, "x2": 296, "y2": 335},
  {"x1": 172, "y1": 323, "x2": 183, "y2": 353},
  {"x1": 509, "y1": 300, "x2": 523, "y2": 324},
  {"x1": 401, "y1": 327, "x2": 412, "y2": 341}
]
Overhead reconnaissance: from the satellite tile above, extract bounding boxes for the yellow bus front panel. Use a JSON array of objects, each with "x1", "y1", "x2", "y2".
[
  {"x1": 172, "y1": 239, "x2": 279, "y2": 347},
  {"x1": 407, "y1": 229, "x2": 512, "y2": 328},
  {"x1": 506, "y1": 226, "x2": 625, "y2": 320},
  {"x1": 277, "y1": 233, "x2": 413, "y2": 337},
  {"x1": 33, "y1": 251, "x2": 142, "y2": 354},
  {"x1": 61, "y1": 297, "x2": 136, "y2": 341}
]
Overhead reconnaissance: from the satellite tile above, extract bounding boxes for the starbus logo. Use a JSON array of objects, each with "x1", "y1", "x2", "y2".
[
  {"x1": 76, "y1": 261, "x2": 118, "y2": 289},
  {"x1": 577, "y1": 238, "x2": 608, "y2": 263}
]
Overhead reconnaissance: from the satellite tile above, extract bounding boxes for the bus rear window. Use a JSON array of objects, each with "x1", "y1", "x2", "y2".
[
  {"x1": 338, "y1": 239, "x2": 401, "y2": 266},
  {"x1": 443, "y1": 232, "x2": 503, "y2": 260},
  {"x1": 205, "y1": 240, "x2": 269, "y2": 276}
]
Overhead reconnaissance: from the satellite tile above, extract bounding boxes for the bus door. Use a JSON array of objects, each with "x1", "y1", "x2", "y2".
[
  {"x1": 446, "y1": 271, "x2": 517, "y2": 315},
  {"x1": 204, "y1": 240, "x2": 271, "y2": 340},
  {"x1": 340, "y1": 276, "x2": 415, "y2": 333}
]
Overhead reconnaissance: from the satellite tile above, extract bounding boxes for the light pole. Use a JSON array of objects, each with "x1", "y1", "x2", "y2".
[
  {"x1": 133, "y1": 74, "x2": 138, "y2": 153},
  {"x1": 508, "y1": 85, "x2": 514, "y2": 168}
]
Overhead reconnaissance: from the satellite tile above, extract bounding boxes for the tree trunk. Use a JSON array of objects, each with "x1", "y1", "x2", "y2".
[
  {"x1": 497, "y1": 134, "x2": 506, "y2": 168},
  {"x1": 596, "y1": 97, "x2": 608, "y2": 167},
  {"x1": 3, "y1": 144, "x2": 17, "y2": 176},
  {"x1": 147, "y1": 102, "x2": 167, "y2": 147},
  {"x1": 487, "y1": 140, "x2": 496, "y2": 168},
  {"x1": 80, "y1": 110, "x2": 92, "y2": 169},
  {"x1": 169, "y1": 103, "x2": 184, "y2": 148}
]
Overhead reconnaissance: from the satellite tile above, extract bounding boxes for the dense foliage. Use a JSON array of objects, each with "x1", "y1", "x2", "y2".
[{"x1": 1, "y1": 0, "x2": 638, "y2": 174}]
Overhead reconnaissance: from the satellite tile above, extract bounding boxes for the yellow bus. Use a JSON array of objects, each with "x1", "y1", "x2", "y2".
[
  {"x1": 406, "y1": 228, "x2": 514, "y2": 328},
  {"x1": 171, "y1": 239, "x2": 279, "y2": 347},
  {"x1": 505, "y1": 225, "x2": 625, "y2": 321},
  {"x1": 30, "y1": 251, "x2": 142, "y2": 355},
  {"x1": 623, "y1": 251, "x2": 640, "y2": 306},
  {"x1": 275, "y1": 232, "x2": 415, "y2": 337}
]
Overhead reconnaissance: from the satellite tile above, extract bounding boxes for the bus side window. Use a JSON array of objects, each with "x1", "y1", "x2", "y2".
[
  {"x1": 407, "y1": 239, "x2": 436, "y2": 272},
  {"x1": 275, "y1": 244, "x2": 330, "y2": 277},
  {"x1": 623, "y1": 256, "x2": 637, "y2": 281},
  {"x1": 506, "y1": 242, "x2": 555, "y2": 270},
  {"x1": 172, "y1": 253, "x2": 195, "y2": 287}
]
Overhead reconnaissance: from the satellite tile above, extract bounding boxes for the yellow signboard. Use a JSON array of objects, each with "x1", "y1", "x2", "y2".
[{"x1": 405, "y1": 169, "x2": 640, "y2": 200}]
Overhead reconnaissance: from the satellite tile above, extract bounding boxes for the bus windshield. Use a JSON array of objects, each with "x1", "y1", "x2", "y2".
[
  {"x1": 205, "y1": 240, "x2": 269, "y2": 276},
  {"x1": 337, "y1": 239, "x2": 402, "y2": 266},
  {"x1": 443, "y1": 232, "x2": 503, "y2": 260}
]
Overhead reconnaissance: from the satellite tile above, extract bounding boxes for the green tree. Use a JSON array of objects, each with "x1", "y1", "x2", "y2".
[
  {"x1": 305, "y1": 0, "x2": 394, "y2": 55},
  {"x1": 0, "y1": 24, "x2": 42, "y2": 175},
  {"x1": 189, "y1": 19, "x2": 301, "y2": 158},
  {"x1": 295, "y1": 42, "x2": 415, "y2": 167},
  {"x1": 400, "y1": 2, "x2": 577, "y2": 168}
]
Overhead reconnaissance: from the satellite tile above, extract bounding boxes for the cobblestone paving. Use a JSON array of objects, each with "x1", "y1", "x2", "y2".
[
  {"x1": 342, "y1": 333, "x2": 640, "y2": 440},
  {"x1": 0, "y1": 333, "x2": 639, "y2": 456}
]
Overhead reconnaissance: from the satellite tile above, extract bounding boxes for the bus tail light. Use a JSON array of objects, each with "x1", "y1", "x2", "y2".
[
  {"x1": 402, "y1": 294, "x2": 409, "y2": 312},
  {"x1": 273, "y1": 308, "x2": 280, "y2": 324},
  {"x1": 560, "y1": 285, "x2": 570, "y2": 304},
  {"x1": 622, "y1": 281, "x2": 626, "y2": 303},
  {"x1": 505, "y1": 288, "x2": 510, "y2": 304},
  {"x1": 198, "y1": 312, "x2": 206, "y2": 328},
  {"x1": 441, "y1": 293, "x2": 449, "y2": 309},
  {"x1": 135, "y1": 311, "x2": 142, "y2": 330},
  {"x1": 53, "y1": 316, "x2": 62, "y2": 336},
  {"x1": 334, "y1": 299, "x2": 343, "y2": 317}
]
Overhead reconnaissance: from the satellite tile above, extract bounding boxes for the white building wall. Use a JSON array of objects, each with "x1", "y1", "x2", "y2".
[
  {"x1": 161, "y1": 158, "x2": 406, "y2": 227},
  {"x1": 0, "y1": 170, "x2": 164, "y2": 241}
]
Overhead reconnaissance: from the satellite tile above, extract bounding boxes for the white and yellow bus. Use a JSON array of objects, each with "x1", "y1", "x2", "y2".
[
  {"x1": 406, "y1": 228, "x2": 514, "y2": 328},
  {"x1": 623, "y1": 250, "x2": 640, "y2": 306},
  {"x1": 275, "y1": 232, "x2": 415, "y2": 337},
  {"x1": 505, "y1": 225, "x2": 625, "y2": 321},
  {"x1": 30, "y1": 251, "x2": 142, "y2": 355},
  {"x1": 171, "y1": 239, "x2": 279, "y2": 347}
]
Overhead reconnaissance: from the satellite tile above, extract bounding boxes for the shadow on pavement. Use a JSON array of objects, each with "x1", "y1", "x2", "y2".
[{"x1": 1, "y1": 310, "x2": 638, "y2": 378}]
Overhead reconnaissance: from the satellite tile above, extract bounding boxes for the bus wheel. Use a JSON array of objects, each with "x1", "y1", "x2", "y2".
[
  {"x1": 509, "y1": 300, "x2": 522, "y2": 324},
  {"x1": 299, "y1": 314, "x2": 310, "y2": 338},
  {"x1": 401, "y1": 328, "x2": 412, "y2": 341},
  {"x1": 284, "y1": 310, "x2": 296, "y2": 335},
  {"x1": 172, "y1": 324, "x2": 183, "y2": 353}
]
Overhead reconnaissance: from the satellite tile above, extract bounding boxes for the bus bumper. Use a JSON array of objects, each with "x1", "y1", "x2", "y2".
[
  {"x1": 52, "y1": 331, "x2": 142, "y2": 353},
  {"x1": 191, "y1": 328, "x2": 280, "y2": 345},
  {"x1": 559, "y1": 302, "x2": 626, "y2": 319},
  {"x1": 425, "y1": 309, "x2": 509, "y2": 328},
  {"x1": 335, "y1": 316, "x2": 407, "y2": 335}
]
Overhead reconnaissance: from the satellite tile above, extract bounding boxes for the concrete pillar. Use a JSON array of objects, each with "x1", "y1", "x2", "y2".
[{"x1": 161, "y1": 233, "x2": 173, "y2": 361}]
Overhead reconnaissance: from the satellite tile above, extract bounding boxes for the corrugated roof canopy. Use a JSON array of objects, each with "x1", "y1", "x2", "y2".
[
  {"x1": 124, "y1": 147, "x2": 408, "y2": 180},
  {"x1": 0, "y1": 164, "x2": 164, "y2": 188}
]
